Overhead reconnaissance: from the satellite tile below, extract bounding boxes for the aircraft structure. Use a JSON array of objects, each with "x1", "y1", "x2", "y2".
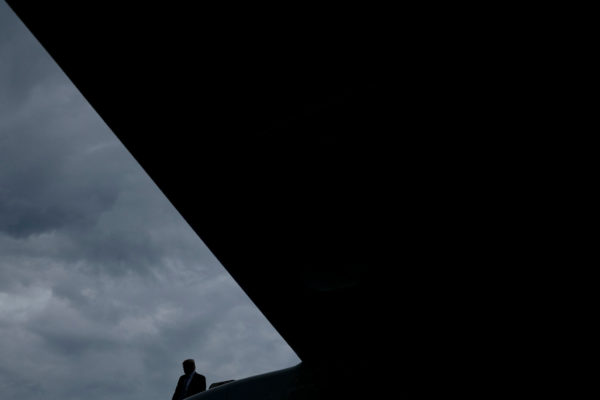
[{"x1": 7, "y1": 2, "x2": 528, "y2": 398}]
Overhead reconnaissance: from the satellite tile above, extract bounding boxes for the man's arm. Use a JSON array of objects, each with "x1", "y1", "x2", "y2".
[
  {"x1": 190, "y1": 374, "x2": 206, "y2": 394},
  {"x1": 171, "y1": 376, "x2": 183, "y2": 400},
  {"x1": 199, "y1": 374, "x2": 206, "y2": 392}
]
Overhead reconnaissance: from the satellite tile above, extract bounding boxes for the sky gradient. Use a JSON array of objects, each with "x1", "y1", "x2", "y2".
[{"x1": 0, "y1": 3, "x2": 300, "y2": 399}]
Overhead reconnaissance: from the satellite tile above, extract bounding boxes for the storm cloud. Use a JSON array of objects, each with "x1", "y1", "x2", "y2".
[{"x1": 0, "y1": 3, "x2": 300, "y2": 400}]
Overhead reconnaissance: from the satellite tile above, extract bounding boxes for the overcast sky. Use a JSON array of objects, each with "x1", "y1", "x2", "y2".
[{"x1": 0, "y1": 3, "x2": 300, "y2": 399}]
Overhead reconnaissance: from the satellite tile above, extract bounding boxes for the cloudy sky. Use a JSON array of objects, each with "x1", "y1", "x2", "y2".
[{"x1": 0, "y1": 3, "x2": 300, "y2": 399}]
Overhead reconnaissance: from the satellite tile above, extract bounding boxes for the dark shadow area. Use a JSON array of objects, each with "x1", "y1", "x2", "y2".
[{"x1": 6, "y1": 2, "x2": 541, "y2": 398}]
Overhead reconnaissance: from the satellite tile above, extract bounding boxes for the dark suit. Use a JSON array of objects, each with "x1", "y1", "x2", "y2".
[{"x1": 172, "y1": 372, "x2": 206, "y2": 400}]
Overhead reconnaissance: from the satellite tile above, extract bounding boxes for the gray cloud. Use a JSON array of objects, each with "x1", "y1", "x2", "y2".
[{"x1": 0, "y1": 3, "x2": 299, "y2": 400}]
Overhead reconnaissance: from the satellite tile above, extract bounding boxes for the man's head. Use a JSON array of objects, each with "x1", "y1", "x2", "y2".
[{"x1": 182, "y1": 359, "x2": 196, "y2": 375}]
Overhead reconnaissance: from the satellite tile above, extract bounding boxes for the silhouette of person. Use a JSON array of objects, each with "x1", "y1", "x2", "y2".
[{"x1": 171, "y1": 359, "x2": 206, "y2": 400}]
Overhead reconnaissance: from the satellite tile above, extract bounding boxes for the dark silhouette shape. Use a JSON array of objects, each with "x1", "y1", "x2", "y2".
[
  {"x1": 171, "y1": 359, "x2": 206, "y2": 400},
  {"x1": 208, "y1": 380, "x2": 235, "y2": 389},
  {"x1": 7, "y1": 3, "x2": 540, "y2": 398}
]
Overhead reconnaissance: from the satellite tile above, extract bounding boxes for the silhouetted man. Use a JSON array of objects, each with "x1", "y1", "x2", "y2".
[{"x1": 172, "y1": 359, "x2": 206, "y2": 400}]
